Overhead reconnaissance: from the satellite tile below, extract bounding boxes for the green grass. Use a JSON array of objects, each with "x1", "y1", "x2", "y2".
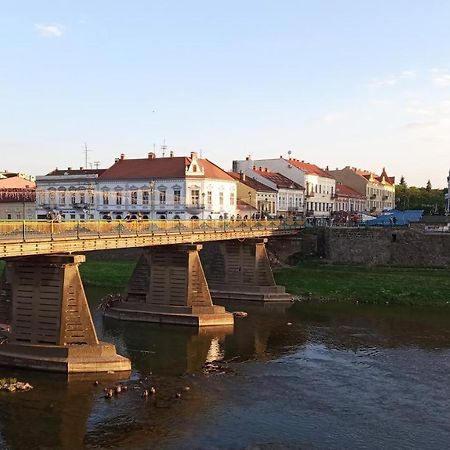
[
  {"x1": 274, "y1": 262, "x2": 450, "y2": 306},
  {"x1": 2, "y1": 258, "x2": 450, "y2": 306},
  {"x1": 79, "y1": 260, "x2": 136, "y2": 290}
]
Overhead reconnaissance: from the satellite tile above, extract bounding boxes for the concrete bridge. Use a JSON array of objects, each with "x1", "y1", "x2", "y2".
[{"x1": 0, "y1": 219, "x2": 302, "y2": 374}]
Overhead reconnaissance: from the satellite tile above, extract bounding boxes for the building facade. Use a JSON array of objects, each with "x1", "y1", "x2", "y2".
[
  {"x1": 0, "y1": 175, "x2": 36, "y2": 220},
  {"x1": 250, "y1": 167, "x2": 304, "y2": 217},
  {"x1": 329, "y1": 166, "x2": 395, "y2": 214},
  {"x1": 233, "y1": 156, "x2": 334, "y2": 217},
  {"x1": 96, "y1": 152, "x2": 237, "y2": 220},
  {"x1": 35, "y1": 168, "x2": 104, "y2": 220},
  {"x1": 229, "y1": 172, "x2": 277, "y2": 217}
]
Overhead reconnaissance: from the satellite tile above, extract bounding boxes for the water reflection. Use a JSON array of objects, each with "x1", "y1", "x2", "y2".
[
  {"x1": 0, "y1": 291, "x2": 449, "y2": 449},
  {"x1": 102, "y1": 319, "x2": 234, "y2": 375},
  {"x1": 0, "y1": 370, "x2": 129, "y2": 450}
]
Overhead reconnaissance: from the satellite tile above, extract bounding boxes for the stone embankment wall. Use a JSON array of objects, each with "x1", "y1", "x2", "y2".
[
  {"x1": 323, "y1": 228, "x2": 450, "y2": 267},
  {"x1": 269, "y1": 228, "x2": 450, "y2": 268}
]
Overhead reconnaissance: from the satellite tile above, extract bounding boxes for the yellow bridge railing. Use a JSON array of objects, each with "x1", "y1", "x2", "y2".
[{"x1": 0, "y1": 219, "x2": 304, "y2": 243}]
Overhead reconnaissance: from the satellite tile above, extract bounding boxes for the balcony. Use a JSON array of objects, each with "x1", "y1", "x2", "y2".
[
  {"x1": 370, "y1": 194, "x2": 376, "y2": 200},
  {"x1": 306, "y1": 192, "x2": 315, "y2": 198}
]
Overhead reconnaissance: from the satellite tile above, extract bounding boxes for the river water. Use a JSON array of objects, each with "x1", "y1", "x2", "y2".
[{"x1": 0, "y1": 289, "x2": 449, "y2": 450}]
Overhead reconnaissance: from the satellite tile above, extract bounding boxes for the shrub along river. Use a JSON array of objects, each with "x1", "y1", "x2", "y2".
[{"x1": 0, "y1": 287, "x2": 449, "y2": 449}]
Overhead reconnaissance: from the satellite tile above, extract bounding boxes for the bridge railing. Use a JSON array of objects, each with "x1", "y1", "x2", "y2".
[{"x1": 0, "y1": 219, "x2": 304, "y2": 243}]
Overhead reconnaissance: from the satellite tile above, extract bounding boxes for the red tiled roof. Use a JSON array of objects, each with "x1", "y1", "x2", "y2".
[
  {"x1": 287, "y1": 158, "x2": 333, "y2": 178},
  {"x1": 229, "y1": 172, "x2": 276, "y2": 192},
  {"x1": 99, "y1": 156, "x2": 233, "y2": 181},
  {"x1": 252, "y1": 168, "x2": 304, "y2": 190},
  {"x1": 335, "y1": 183, "x2": 366, "y2": 199}
]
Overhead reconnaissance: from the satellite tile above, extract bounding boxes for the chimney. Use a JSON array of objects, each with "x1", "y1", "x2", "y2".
[
  {"x1": 148, "y1": 152, "x2": 155, "y2": 159},
  {"x1": 280, "y1": 155, "x2": 283, "y2": 158},
  {"x1": 170, "y1": 150, "x2": 174, "y2": 158},
  {"x1": 239, "y1": 171, "x2": 246, "y2": 181},
  {"x1": 80, "y1": 167, "x2": 83, "y2": 170},
  {"x1": 191, "y1": 151, "x2": 198, "y2": 159},
  {"x1": 68, "y1": 167, "x2": 72, "y2": 170},
  {"x1": 120, "y1": 153, "x2": 125, "y2": 160}
]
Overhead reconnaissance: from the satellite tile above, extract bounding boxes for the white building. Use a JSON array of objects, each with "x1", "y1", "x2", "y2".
[
  {"x1": 96, "y1": 152, "x2": 237, "y2": 220},
  {"x1": 35, "y1": 168, "x2": 104, "y2": 220},
  {"x1": 233, "y1": 156, "x2": 335, "y2": 217}
]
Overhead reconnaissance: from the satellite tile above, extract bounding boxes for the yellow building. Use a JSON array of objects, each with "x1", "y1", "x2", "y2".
[{"x1": 329, "y1": 167, "x2": 395, "y2": 213}]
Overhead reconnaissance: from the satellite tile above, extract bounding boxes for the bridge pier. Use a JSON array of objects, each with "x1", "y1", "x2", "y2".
[
  {"x1": 104, "y1": 244, "x2": 234, "y2": 327},
  {"x1": 0, "y1": 254, "x2": 131, "y2": 373},
  {"x1": 203, "y1": 239, "x2": 293, "y2": 303}
]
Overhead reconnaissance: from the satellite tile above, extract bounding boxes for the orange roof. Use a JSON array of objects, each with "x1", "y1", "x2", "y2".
[
  {"x1": 252, "y1": 168, "x2": 304, "y2": 190},
  {"x1": 287, "y1": 158, "x2": 333, "y2": 178},
  {"x1": 99, "y1": 155, "x2": 234, "y2": 181},
  {"x1": 335, "y1": 183, "x2": 366, "y2": 199},
  {"x1": 0, "y1": 176, "x2": 35, "y2": 189}
]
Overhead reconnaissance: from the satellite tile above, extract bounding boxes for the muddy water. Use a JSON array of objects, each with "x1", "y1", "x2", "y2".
[{"x1": 0, "y1": 289, "x2": 449, "y2": 450}]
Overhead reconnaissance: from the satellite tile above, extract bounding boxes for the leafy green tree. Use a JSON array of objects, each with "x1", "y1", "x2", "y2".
[{"x1": 395, "y1": 182, "x2": 446, "y2": 214}]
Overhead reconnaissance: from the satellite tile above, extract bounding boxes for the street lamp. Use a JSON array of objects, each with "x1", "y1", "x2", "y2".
[
  {"x1": 149, "y1": 180, "x2": 155, "y2": 221},
  {"x1": 201, "y1": 192, "x2": 205, "y2": 220}
]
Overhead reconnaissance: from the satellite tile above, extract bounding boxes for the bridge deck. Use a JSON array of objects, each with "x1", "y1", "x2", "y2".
[{"x1": 0, "y1": 219, "x2": 302, "y2": 258}]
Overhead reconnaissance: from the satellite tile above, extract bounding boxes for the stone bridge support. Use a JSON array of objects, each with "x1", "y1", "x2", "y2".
[
  {"x1": 104, "y1": 244, "x2": 234, "y2": 327},
  {"x1": 0, "y1": 254, "x2": 131, "y2": 373},
  {"x1": 202, "y1": 239, "x2": 292, "y2": 303}
]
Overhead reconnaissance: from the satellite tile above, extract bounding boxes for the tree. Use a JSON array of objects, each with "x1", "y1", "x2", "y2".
[
  {"x1": 399, "y1": 176, "x2": 407, "y2": 187},
  {"x1": 426, "y1": 180, "x2": 432, "y2": 191}
]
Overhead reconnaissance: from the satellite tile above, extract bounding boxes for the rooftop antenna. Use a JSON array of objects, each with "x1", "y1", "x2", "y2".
[
  {"x1": 199, "y1": 148, "x2": 203, "y2": 159},
  {"x1": 83, "y1": 143, "x2": 91, "y2": 169},
  {"x1": 161, "y1": 138, "x2": 167, "y2": 157},
  {"x1": 288, "y1": 150, "x2": 292, "y2": 158},
  {"x1": 93, "y1": 161, "x2": 100, "y2": 169}
]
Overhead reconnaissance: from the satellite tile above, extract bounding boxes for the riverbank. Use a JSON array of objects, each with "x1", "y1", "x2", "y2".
[
  {"x1": 275, "y1": 262, "x2": 450, "y2": 306},
  {"x1": 1, "y1": 259, "x2": 449, "y2": 306}
]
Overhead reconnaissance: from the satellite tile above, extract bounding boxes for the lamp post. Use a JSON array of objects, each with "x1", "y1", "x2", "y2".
[
  {"x1": 201, "y1": 192, "x2": 205, "y2": 220},
  {"x1": 149, "y1": 180, "x2": 155, "y2": 221}
]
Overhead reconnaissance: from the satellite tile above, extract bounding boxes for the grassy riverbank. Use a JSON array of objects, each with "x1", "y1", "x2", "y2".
[
  {"x1": 274, "y1": 263, "x2": 450, "y2": 306},
  {"x1": 1, "y1": 259, "x2": 449, "y2": 306}
]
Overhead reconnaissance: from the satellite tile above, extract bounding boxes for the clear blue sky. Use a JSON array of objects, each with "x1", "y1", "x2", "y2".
[{"x1": 1, "y1": 0, "x2": 449, "y2": 187}]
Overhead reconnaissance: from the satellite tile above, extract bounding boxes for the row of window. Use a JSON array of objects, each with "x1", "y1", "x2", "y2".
[
  {"x1": 368, "y1": 187, "x2": 393, "y2": 197},
  {"x1": 306, "y1": 184, "x2": 335, "y2": 196},
  {"x1": 335, "y1": 201, "x2": 365, "y2": 212},
  {"x1": 38, "y1": 192, "x2": 94, "y2": 205},
  {"x1": 37, "y1": 190, "x2": 236, "y2": 207}
]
